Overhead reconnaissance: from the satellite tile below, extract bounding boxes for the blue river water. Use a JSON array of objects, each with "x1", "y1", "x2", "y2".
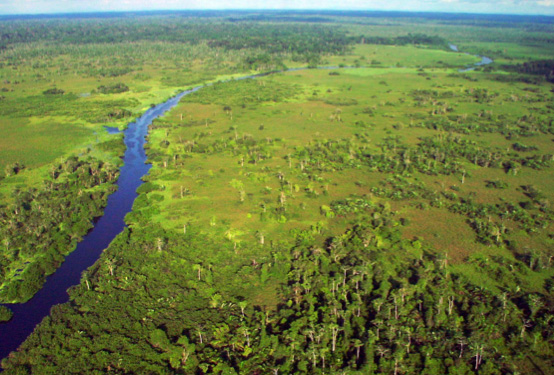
[
  {"x1": 0, "y1": 88, "x2": 194, "y2": 361},
  {"x1": 0, "y1": 49, "x2": 493, "y2": 361},
  {"x1": 449, "y1": 43, "x2": 494, "y2": 72}
]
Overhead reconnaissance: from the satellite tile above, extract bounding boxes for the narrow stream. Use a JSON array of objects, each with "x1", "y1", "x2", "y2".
[
  {"x1": 450, "y1": 43, "x2": 494, "y2": 72},
  {"x1": 0, "y1": 49, "x2": 493, "y2": 361}
]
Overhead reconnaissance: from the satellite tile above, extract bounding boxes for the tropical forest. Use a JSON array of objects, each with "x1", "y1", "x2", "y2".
[{"x1": 0, "y1": 8, "x2": 553, "y2": 375}]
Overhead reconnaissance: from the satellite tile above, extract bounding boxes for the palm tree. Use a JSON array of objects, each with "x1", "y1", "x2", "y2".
[
  {"x1": 520, "y1": 319, "x2": 532, "y2": 338},
  {"x1": 470, "y1": 342, "x2": 484, "y2": 370},
  {"x1": 156, "y1": 237, "x2": 164, "y2": 252},
  {"x1": 238, "y1": 301, "x2": 248, "y2": 319},
  {"x1": 82, "y1": 270, "x2": 91, "y2": 290},
  {"x1": 376, "y1": 345, "x2": 389, "y2": 361},
  {"x1": 193, "y1": 264, "x2": 202, "y2": 280},
  {"x1": 2, "y1": 238, "x2": 10, "y2": 253},
  {"x1": 279, "y1": 191, "x2": 286, "y2": 210},
  {"x1": 353, "y1": 339, "x2": 364, "y2": 362},
  {"x1": 256, "y1": 231, "x2": 265, "y2": 246},
  {"x1": 329, "y1": 323, "x2": 341, "y2": 352},
  {"x1": 196, "y1": 325, "x2": 204, "y2": 344},
  {"x1": 105, "y1": 258, "x2": 115, "y2": 276}
]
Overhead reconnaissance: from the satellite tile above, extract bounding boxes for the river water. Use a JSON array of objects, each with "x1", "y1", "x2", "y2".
[
  {"x1": 0, "y1": 49, "x2": 493, "y2": 361},
  {"x1": 0, "y1": 88, "x2": 195, "y2": 361},
  {"x1": 449, "y1": 44, "x2": 494, "y2": 72}
]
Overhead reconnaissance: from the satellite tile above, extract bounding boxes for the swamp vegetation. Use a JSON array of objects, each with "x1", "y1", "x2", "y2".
[{"x1": 0, "y1": 10, "x2": 554, "y2": 374}]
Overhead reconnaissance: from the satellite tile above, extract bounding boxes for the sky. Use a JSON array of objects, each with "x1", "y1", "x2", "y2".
[{"x1": 0, "y1": 0, "x2": 553, "y2": 16}]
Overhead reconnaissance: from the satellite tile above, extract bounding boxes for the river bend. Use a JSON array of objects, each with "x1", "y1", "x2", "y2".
[{"x1": 0, "y1": 49, "x2": 492, "y2": 361}]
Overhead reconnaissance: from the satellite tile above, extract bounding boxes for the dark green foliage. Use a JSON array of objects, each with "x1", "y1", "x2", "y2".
[
  {"x1": 243, "y1": 53, "x2": 286, "y2": 71},
  {"x1": 0, "y1": 305, "x2": 12, "y2": 322},
  {"x1": 0, "y1": 156, "x2": 119, "y2": 302},
  {"x1": 136, "y1": 182, "x2": 162, "y2": 194},
  {"x1": 183, "y1": 79, "x2": 299, "y2": 108},
  {"x1": 361, "y1": 33, "x2": 448, "y2": 48},
  {"x1": 3, "y1": 162, "x2": 24, "y2": 178},
  {"x1": 520, "y1": 184, "x2": 545, "y2": 202},
  {"x1": 330, "y1": 197, "x2": 376, "y2": 216},
  {"x1": 0, "y1": 19, "x2": 353, "y2": 57},
  {"x1": 512, "y1": 142, "x2": 538, "y2": 152},
  {"x1": 105, "y1": 108, "x2": 133, "y2": 121},
  {"x1": 485, "y1": 180, "x2": 509, "y2": 189},
  {"x1": 42, "y1": 88, "x2": 65, "y2": 95},
  {"x1": 491, "y1": 73, "x2": 546, "y2": 85},
  {"x1": 97, "y1": 136, "x2": 126, "y2": 155},
  {"x1": 3, "y1": 213, "x2": 553, "y2": 374},
  {"x1": 508, "y1": 60, "x2": 554, "y2": 83},
  {"x1": 96, "y1": 83, "x2": 129, "y2": 94},
  {"x1": 324, "y1": 97, "x2": 358, "y2": 106}
]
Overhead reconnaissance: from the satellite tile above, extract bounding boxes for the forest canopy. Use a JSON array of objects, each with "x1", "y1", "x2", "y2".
[{"x1": 1, "y1": 10, "x2": 554, "y2": 375}]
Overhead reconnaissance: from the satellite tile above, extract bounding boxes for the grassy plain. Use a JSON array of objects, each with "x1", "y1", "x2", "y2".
[
  {"x1": 0, "y1": 40, "x2": 267, "y2": 301},
  {"x1": 2, "y1": 13, "x2": 554, "y2": 373},
  {"x1": 140, "y1": 46, "x2": 554, "y2": 292}
]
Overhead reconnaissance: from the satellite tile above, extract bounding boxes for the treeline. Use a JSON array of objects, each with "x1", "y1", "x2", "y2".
[
  {"x1": 95, "y1": 83, "x2": 129, "y2": 95},
  {"x1": 361, "y1": 33, "x2": 448, "y2": 48},
  {"x1": 2, "y1": 209, "x2": 553, "y2": 373},
  {"x1": 0, "y1": 18, "x2": 453, "y2": 65},
  {"x1": 0, "y1": 90, "x2": 138, "y2": 124},
  {"x1": 0, "y1": 19, "x2": 353, "y2": 57},
  {"x1": 508, "y1": 60, "x2": 554, "y2": 83},
  {"x1": 181, "y1": 79, "x2": 300, "y2": 108},
  {"x1": 289, "y1": 133, "x2": 552, "y2": 180},
  {"x1": 0, "y1": 156, "x2": 119, "y2": 303},
  {"x1": 410, "y1": 103, "x2": 554, "y2": 139},
  {"x1": 370, "y1": 175, "x2": 553, "y2": 248}
]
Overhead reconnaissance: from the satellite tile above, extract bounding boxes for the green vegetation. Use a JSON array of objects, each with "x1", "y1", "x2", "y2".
[
  {"x1": 0, "y1": 15, "x2": 354, "y2": 303},
  {"x1": 0, "y1": 156, "x2": 118, "y2": 302},
  {"x1": 182, "y1": 79, "x2": 300, "y2": 108},
  {"x1": 95, "y1": 83, "x2": 129, "y2": 95},
  {"x1": 2, "y1": 10, "x2": 554, "y2": 374},
  {"x1": 361, "y1": 33, "x2": 449, "y2": 48},
  {"x1": 3, "y1": 212, "x2": 553, "y2": 373},
  {"x1": 0, "y1": 305, "x2": 12, "y2": 322},
  {"x1": 506, "y1": 60, "x2": 554, "y2": 83}
]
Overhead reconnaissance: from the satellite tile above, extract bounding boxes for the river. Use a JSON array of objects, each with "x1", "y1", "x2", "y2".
[
  {"x1": 0, "y1": 48, "x2": 493, "y2": 361},
  {"x1": 449, "y1": 43, "x2": 494, "y2": 72},
  {"x1": 0, "y1": 88, "x2": 197, "y2": 360}
]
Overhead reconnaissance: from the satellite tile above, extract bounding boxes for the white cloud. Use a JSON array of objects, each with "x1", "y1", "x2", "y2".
[{"x1": 0, "y1": 0, "x2": 553, "y2": 15}]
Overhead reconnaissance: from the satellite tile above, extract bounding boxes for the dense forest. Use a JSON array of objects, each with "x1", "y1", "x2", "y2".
[
  {"x1": 0, "y1": 156, "x2": 119, "y2": 303},
  {"x1": 0, "y1": 19, "x2": 353, "y2": 58},
  {"x1": 3, "y1": 215, "x2": 554, "y2": 374},
  {"x1": 1, "y1": 10, "x2": 554, "y2": 375},
  {"x1": 509, "y1": 60, "x2": 554, "y2": 83}
]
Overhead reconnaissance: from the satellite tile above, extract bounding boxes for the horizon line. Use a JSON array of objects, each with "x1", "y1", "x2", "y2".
[{"x1": 0, "y1": 9, "x2": 553, "y2": 18}]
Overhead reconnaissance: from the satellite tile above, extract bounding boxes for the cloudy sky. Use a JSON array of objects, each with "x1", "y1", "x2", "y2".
[{"x1": 0, "y1": 0, "x2": 553, "y2": 15}]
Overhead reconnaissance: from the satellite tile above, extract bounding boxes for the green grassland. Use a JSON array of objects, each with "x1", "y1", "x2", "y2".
[
  {"x1": 2, "y1": 13, "x2": 554, "y2": 374},
  {"x1": 118, "y1": 41, "x2": 554, "y2": 372},
  {"x1": 0, "y1": 38, "x2": 284, "y2": 302},
  {"x1": 0, "y1": 42, "x2": 242, "y2": 172},
  {"x1": 326, "y1": 44, "x2": 480, "y2": 67},
  {"x1": 141, "y1": 59, "x2": 554, "y2": 278}
]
